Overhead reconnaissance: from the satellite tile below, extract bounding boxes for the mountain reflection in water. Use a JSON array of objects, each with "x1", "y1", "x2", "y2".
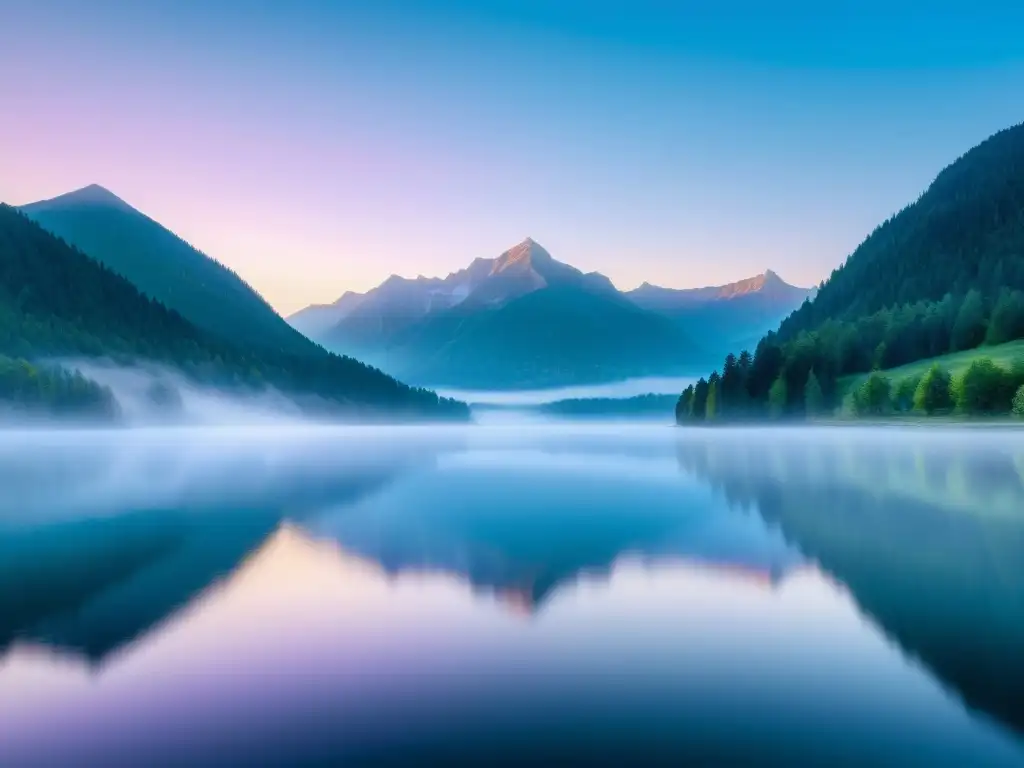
[{"x1": 0, "y1": 424, "x2": 1022, "y2": 767}]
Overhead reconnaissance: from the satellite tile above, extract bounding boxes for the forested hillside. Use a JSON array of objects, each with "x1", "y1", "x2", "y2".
[
  {"x1": 22, "y1": 185, "x2": 314, "y2": 356},
  {"x1": 677, "y1": 121, "x2": 1024, "y2": 423},
  {"x1": 0, "y1": 205, "x2": 467, "y2": 420}
]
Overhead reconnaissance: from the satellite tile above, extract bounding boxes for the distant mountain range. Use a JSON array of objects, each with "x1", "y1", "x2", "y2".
[
  {"x1": 627, "y1": 270, "x2": 816, "y2": 353},
  {"x1": 289, "y1": 239, "x2": 812, "y2": 389}
]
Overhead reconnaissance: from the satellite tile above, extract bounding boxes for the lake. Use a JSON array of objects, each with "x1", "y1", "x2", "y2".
[{"x1": 1, "y1": 424, "x2": 1023, "y2": 766}]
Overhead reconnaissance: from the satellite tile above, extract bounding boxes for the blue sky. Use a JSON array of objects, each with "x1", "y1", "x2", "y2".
[{"x1": 3, "y1": 1, "x2": 1023, "y2": 312}]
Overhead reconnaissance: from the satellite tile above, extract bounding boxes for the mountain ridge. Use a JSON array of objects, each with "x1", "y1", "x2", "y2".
[
  {"x1": 22, "y1": 184, "x2": 314, "y2": 356},
  {"x1": 295, "y1": 255, "x2": 807, "y2": 327},
  {"x1": 626, "y1": 270, "x2": 812, "y2": 308},
  {"x1": 31, "y1": 183, "x2": 136, "y2": 212}
]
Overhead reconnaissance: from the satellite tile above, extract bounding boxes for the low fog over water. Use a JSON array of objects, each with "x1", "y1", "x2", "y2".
[
  {"x1": 1, "y1": 423, "x2": 1023, "y2": 766},
  {"x1": 436, "y1": 376, "x2": 696, "y2": 406}
]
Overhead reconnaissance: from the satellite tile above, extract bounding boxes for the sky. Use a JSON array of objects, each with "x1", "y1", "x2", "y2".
[{"x1": 2, "y1": 1, "x2": 1023, "y2": 315}]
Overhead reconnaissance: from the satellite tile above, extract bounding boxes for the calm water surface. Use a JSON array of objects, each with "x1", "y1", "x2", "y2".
[{"x1": 1, "y1": 424, "x2": 1023, "y2": 766}]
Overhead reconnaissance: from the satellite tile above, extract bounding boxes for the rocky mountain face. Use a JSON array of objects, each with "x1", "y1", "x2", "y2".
[
  {"x1": 288, "y1": 239, "x2": 810, "y2": 389},
  {"x1": 626, "y1": 269, "x2": 813, "y2": 313},
  {"x1": 301, "y1": 238, "x2": 617, "y2": 349}
]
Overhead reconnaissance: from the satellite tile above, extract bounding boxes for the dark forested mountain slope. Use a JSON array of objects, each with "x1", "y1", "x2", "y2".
[
  {"x1": 678, "y1": 121, "x2": 1024, "y2": 423},
  {"x1": 0, "y1": 205, "x2": 466, "y2": 420},
  {"x1": 780, "y1": 122, "x2": 1024, "y2": 340},
  {"x1": 22, "y1": 185, "x2": 314, "y2": 356}
]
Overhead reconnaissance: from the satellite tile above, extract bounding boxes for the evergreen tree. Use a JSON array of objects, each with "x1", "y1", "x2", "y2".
[
  {"x1": 676, "y1": 385, "x2": 695, "y2": 424},
  {"x1": 705, "y1": 379, "x2": 719, "y2": 421},
  {"x1": 692, "y1": 377, "x2": 710, "y2": 421},
  {"x1": 804, "y1": 369, "x2": 824, "y2": 418},
  {"x1": 718, "y1": 353, "x2": 741, "y2": 416},
  {"x1": 950, "y1": 290, "x2": 987, "y2": 352},
  {"x1": 768, "y1": 375, "x2": 787, "y2": 419},
  {"x1": 985, "y1": 290, "x2": 1024, "y2": 345}
]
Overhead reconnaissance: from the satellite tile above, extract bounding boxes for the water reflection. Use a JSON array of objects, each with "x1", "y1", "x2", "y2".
[
  {"x1": 0, "y1": 426, "x2": 446, "y2": 666},
  {"x1": 307, "y1": 448, "x2": 803, "y2": 613},
  {"x1": 677, "y1": 429, "x2": 1024, "y2": 738},
  {"x1": 0, "y1": 425, "x2": 1022, "y2": 766}
]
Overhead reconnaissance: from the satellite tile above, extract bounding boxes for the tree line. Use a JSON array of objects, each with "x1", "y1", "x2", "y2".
[
  {"x1": 676, "y1": 289, "x2": 1024, "y2": 423},
  {"x1": 0, "y1": 355, "x2": 119, "y2": 420},
  {"x1": 678, "y1": 348, "x2": 1024, "y2": 423}
]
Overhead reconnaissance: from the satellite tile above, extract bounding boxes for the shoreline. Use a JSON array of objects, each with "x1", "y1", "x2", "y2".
[{"x1": 678, "y1": 418, "x2": 1024, "y2": 429}]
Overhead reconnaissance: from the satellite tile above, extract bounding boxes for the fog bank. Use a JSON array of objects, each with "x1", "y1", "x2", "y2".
[
  {"x1": 437, "y1": 376, "x2": 695, "y2": 407},
  {"x1": 61, "y1": 359, "x2": 312, "y2": 426}
]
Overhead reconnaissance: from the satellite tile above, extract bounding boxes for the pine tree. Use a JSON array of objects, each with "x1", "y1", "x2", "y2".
[
  {"x1": 768, "y1": 375, "x2": 787, "y2": 419},
  {"x1": 804, "y1": 369, "x2": 824, "y2": 418},
  {"x1": 985, "y1": 290, "x2": 1024, "y2": 345},
  {"x1": 676, "y1": 385, "x2": 695, "y2": 424},
  {"x1": 951, "y1": 290, "x2": 987, "y2": 351},
  {"x1": 691, "y1": 378, "x2": 710, "y2": 421},
  {"x1": 705, "y1": 380, "x2": 719, "y2": 421}
]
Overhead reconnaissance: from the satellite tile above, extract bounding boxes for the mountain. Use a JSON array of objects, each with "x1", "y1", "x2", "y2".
[
  {"x1": 22, "y1": 185, "x2": 312, "y2": 356},
  {"x1": 0, "y1": 204, "x2": 467, "y2": 420},
  {"x1": 626, "y1": 270, "x2": 814, "y2": 352},
  {"x1": 678, "y1": 120, "x2": 1024, "y2": 422},
  {"x1": 312, "y1": 238, "x2": 618, "y2": 355},
  {"x1": 628, "y1": 269, "x2": 807, "y2": 309},
  {"x1": 288, "y1": 291, "x2": 367, "y2": 339},
  {"x1": 290, "y1": 238, "x2": 706, "y2": 389}
]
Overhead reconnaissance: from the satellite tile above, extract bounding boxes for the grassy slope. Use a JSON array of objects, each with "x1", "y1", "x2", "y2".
[{"x1": 839, "y1": 339, "x2": 1024, "y2": 396}]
